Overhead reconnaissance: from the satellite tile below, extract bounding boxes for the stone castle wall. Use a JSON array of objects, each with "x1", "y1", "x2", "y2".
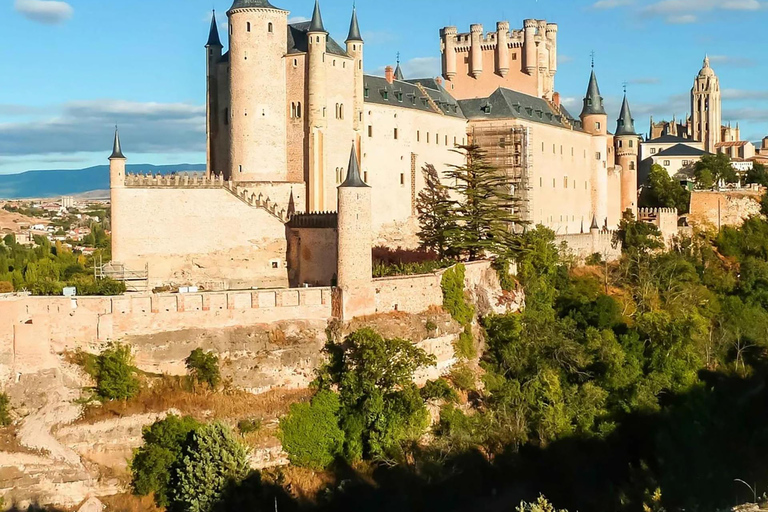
[
  {"x1": 556, "y1": 231, "x2": 622, "y2": 261},
  {"x1": 688, "y1": 188, "x2": 764, "y2": 229}
]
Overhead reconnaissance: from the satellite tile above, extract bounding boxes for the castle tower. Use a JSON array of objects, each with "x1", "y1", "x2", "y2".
[
  {"x1": 469, "y1": 24, "x2": 484, "y2": 78},
  {"x1": 496, "y1": 22, "x2": 510, "y2": 77},
  {"x1": 692, "y1": 56, "x2": 721, "y2": 153},
  {"x1": 580, "y1": 64, "x2": 609, "y2": 228},
  {"x1": 227, "y1": 0, "x2": 289, "y2": 183},
  {"x1": 345, "y1": 6, "x2": 364, "y2": 138},
  {"x1": 441, "y1": 26, "x2": 458, "y2": 80},
  {"x1": 523, "y1": 19, "x2": 537, "y2": 75},
  {"x1": 337, "y1": 144, "x2": 374, "y2": 319},
  {"x1": 205, "y1": 10, "x2": 223, "y2": 179},
  {"x1": 307, "y1": 0, "x2": 328, "y2": 212},
  {"x1": 615, "y1": 92, "x2": 639, "y2": 216},
  {"x1": 109, "y1": 128, "x2": 127, "y2": 263}
]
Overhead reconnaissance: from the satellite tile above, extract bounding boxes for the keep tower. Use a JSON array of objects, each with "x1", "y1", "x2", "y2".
[{"x1": 227, "y1": 0, "x2": 289, "y2": 183}]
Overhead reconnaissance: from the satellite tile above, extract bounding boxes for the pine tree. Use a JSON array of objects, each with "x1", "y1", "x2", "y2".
[
  {"x1": 416, "y1": 164, "x2": 456, "y2": 258},
  {"x1": 443, "y1": 144, "x2": 521, "y2": 260}
]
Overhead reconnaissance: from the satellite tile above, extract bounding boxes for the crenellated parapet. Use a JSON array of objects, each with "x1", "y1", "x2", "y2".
[
  {"x1": 286, "y1": 212, "x2": 338, "y2": 229},
  {"x1": 124, "y1": 172, "x2": 226, "y2": 188},
  {"x1": 637, "y1": 207, "x2": 678, "y2": 218}
]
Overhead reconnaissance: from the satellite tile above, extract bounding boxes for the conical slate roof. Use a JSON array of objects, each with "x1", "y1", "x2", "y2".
[
  {"x1": 110, "y1": 128, "x2": 125, "y2": 160},
  {"x1": 206, "y1": 11, "x2": 222, "y2": 47},
  {"x1": 394, "y1": 62, "x2": 404, "y2": 80},
  {"x1": 580, "y1": 69, "x2": 606, "y2": 117},
  {"x1": 615, "y1": 94, "x2": 637, "y2": 136},
  {"x1": 590, "y1": 214, "x2": 599, "y2": 231},
  {"x1": 346, "y1": 7, "x2": 363, "y2": 42},
  {"x1": 308, "y1": 0, "x2": 327, "y2": 33},
  {"x1": 340, "y1": 145, "x2": 368, "y2": 188},
  {"x1": 229, "y1": 0, "x2": 282, "y2": 10}
]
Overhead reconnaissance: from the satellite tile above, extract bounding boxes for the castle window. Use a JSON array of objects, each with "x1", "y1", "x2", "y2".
[
  {"x1": 343, "y1": 61, "x2": 346, "y2": 69},
  {"x1": 619, "y1": 140, "x2": 623, "y2": 148},
  {"x1": 541, "y1": 142, "x2": 545, "y2": 152},
  {"x1": 564, "y1": 177, "x2": 568, "y2": 188},
  {"x1": 293, "y1": 58, "x2": 298, "y2": 67},
  {"x1": 629, "y1": 140, "x2": 634, "y2": 148},
  {"x1": 436, "y1": 134, "x2": 439, "y2": 145},
  {"x1": 417, "y1": 131, "x2": 420, "y2": 142},
  {"x1": 322, "y1": 107, "x2": 326, "y2": 117},
  {"x1": 454, "y1": 136, "x2": 457, "y2": 145},
  {"x1": 244, "y1": 51, "x2": 247, "y2": 60},
  {"x1": 364, "y1": 171, "x2": 368, "y2": 182},
  {"x1": 630, "y1": 162, "x2": 636, "y2": 170},
  {"x1": 596, "y1": 152, "x2": 602, "y2": 160},
  {"x1": 382, "y1": 91, "x2": 389, "y2": 100},
  {"x1": 553, "y1": 178, "x2": 556, "y2": 188},
  {"x1": 333, "y1": 59, "x2": 336, "y2": 66},
  {"x1": 291, "y1": 102, "x2": 296, "y2": 118},
  {"x1": 268, "y1": 22, "x2": 273, "y2": 33},
  {"x1": 400, "y1": 174, "x2": 405, "y2": 185},
  {"x1": 394, "y1": 128, "x2": 399, "y2": 140},
  {"x1": 651, "y1": 148, "x2": 657, "y2": 154},
  {"x1": 297, "y1": 103, "x2": 302, "y2": 118},
  {"x1": 223, "y1": 108, "x2": 229, "y2": 125},
  {"x1": 230, "y1": 24, "x2": 233, "y2": 35},
  {"x1": 540, "y1": 177, "x2": 543, "y2": 187},
  {"x1": 663, "y1": 160, "x2": 671, "y2": 166},
  {"x1": 427, "y1": 133, "x2": 430, "y2": 143},
  {"x1": 358, "y1": 61, "x2": 362, "y2": 70},
  {"x1": 316, "y1": 36, "x2": 321, "y2": 43},
  {"x1": 553, "y1": 144, "x2": 556, "y2": 153},
  {"x1": 445, "y1": 135, "x2": 449, "y2": 145},
  {"x1": 247, "y1": 22, "x2": 251, "y2": 32},
  {"x1": 368, "y1": 126, "x2": 373, "y2": 137},
  {"x1": 364, "y1": 87, "x2": 369, "y2": 98},
  {"x1": 340, "y1": 104, "x2": 344, "y2": 119}
]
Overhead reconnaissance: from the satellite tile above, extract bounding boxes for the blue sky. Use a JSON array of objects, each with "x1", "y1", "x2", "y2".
[{"x1": 1, "y1": 0, "x2": 767, "y2": 175}]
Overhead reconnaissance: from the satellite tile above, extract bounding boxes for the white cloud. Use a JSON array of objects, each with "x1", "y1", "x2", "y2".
[
  {"x1": 14, "y1": 0, "x2": 73, "y2": 24},
  {"x1": 722, "y1": 89, "x2": 768, "y2": 100},
  {"x1": 592, "y1": 0, "x2": 633, "y2": 9},
  {"x1": 640, "y1": 0, "x2": 765, "y2": 23},
  {"x1": 709, "y1": 55, "x2": 757, "y2": 68},
  {"x1": 628, "y1": 77, "x2": 661, "y2": 85},
  {"x1": 558, "y1": 55, "x2": 574, "y2": 65},
  {"x1": 287, "y1": 16, "x2": 310, "y2": 24}
]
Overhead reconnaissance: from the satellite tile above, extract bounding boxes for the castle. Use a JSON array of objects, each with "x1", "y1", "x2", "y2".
[{"x1": 109, "y1": 0, "x2": 642, "y2": 292}]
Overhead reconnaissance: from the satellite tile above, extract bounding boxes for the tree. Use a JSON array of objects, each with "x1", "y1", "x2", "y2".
[
  {"x1": 639, "y1": 164, "x2": 691, "y2": 213},
  {"x1": 746, "y1": 162, "x2": 768, "y2": 187},
  {"x1": 131, "y1": 415, "x2": 201, "y2": 508},
  {"x1": 95, "y1": 343, "x2": 140, "y2": 401},
  {"x1": 443, "y1": 144, "x2": 521, "y2": 260},
  {"x1": 279, "y1": 390, "x2": 345, "y2": 469},
  {"x1": 613, "y1": 210, "x2": 664, "y2": 255},
  {"x1": 693, "y1": 153, "x2": 738, "y2": 188},
  {"x1": 169, "y1": 422, "x2": 250, "y2": 512},
  {"x1": 185, "y1": 349, "x2": 221, "y2": 390},
  {"x1": 416, "y1": 164, "x2": 457, "y2": 258}
]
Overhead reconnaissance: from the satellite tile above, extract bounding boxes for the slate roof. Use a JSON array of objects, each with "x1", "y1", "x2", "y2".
[
  {"x1": 654, "y1": 144, "x2": 707, "y2": 157},
  {"x1": 288, "y1": 22, "x2": 348, "y2": 56},
  {"x1": 405, "y1": 78, "x2": 464, "y2": 118},
  {"x1": 364, "y1": 75, "x2": 464, "y2": 118},
  {"x1": 229, "y1": 0, "x2": 284, "y2": 10},
  {"x1": 206, "y1": 11, "x2": 222, "y2": 47},
  {"x1": 615, "y1": 94, "x2": 637, "y2": 136},
  {"x1": 340, "y1": 145, "x2": 368, "y2": 188},
  {"x1": 646, "y1": 134, "x2": 691, "y2": 144},
  {"x1": 346, "y1": 7, "x2": 362, "y2": 42},
  {"x1": 308, "y1": 0, "x2": 327, "y2": 34},
  {"x1": 581, "y1": 69, "x2": 606, "y2": 117},
  {"x1": 458, "y1": 88, "x2": 578, "y2": 130}
]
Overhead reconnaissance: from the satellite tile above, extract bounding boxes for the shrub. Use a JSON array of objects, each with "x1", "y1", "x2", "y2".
[
  {"x1": 449, "y1": 364, "x2": 476, "y2": 392},
  {"x1": 130, "y1": 414, "x2": 201, "y2": 508},
  {"x1": 421, "y1": 379, "x2": 458, "y2": 403},
  {"x1": 237, "y1": 418, "x2": 262, "y2": 435},
  {"x1": 517, "y1": 495, "x2": 568, "y2": 512},
  {"x1": 279, "y1": 390, "x2": 345, "y2": 469},
  {"x1": 492, "y1": 258, "x2": 516, "y2": 292},
  {"x1": 425, "y1": 320, "x2": 438, "y2": 334},
  {"x1": 585, "y1": 253, "x2": 603, "y2": 266},
  {"x1": 0, "y1": 281, "x2": 12, "y2": 293},
  {"x1": 185, "y1": 349, "x2": 221, "y2": 390},
  {"x1": 95, "y1": 343, "x2": 140, "y2": 401},
  {"x1": 169, "y1": 422, "x2": 250, "y2": 512},
  {"x1": 441, "y1": 264, "x2": 474, "y2": 326},
  {"x1": 0, "y1": 393, "x2": 11, "y2": 426},
  {"x1": 456, "y1": 326, "x2": 476, "y2": 359}
]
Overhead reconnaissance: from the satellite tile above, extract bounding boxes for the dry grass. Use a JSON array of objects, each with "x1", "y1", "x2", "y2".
[
  {"x1": 76, "y1": 377, "x2": 313, "y2": 425},
  {"x1": 100, "y1": 493, "x2": 162, "y2": 512}
]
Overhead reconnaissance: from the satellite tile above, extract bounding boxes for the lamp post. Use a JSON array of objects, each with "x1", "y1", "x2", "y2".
[{"x1": 734, "y1": 479, "x2": 757, "y2": 504}]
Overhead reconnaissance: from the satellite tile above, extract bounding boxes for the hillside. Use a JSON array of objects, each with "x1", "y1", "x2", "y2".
[{"x1": 0, "y1": 164, "x2": 206, "y2": 199}]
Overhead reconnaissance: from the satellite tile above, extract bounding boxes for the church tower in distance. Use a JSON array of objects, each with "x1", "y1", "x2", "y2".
[{"x1": 692, "y1": 56, "x2": 722, "y2": 153}]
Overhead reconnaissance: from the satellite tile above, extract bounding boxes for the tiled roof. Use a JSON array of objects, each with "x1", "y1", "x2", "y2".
[
  {"x1": 716, "y1": 141, "x2": 749, "y2": 148},
  {"x1": 654, "y1": 143, "x2": 707, "y2": 157}
]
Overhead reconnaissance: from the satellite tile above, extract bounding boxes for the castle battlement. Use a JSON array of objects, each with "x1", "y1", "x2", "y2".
[
  {"x1": 125, "y1": 172, "x2": 225, "y2": 188},
  {"x1": 286, "y1": 212, "x2": 338, "y2": 229},
  {"x1": 638, "y1": 207, "x2": 678, "y2": 217}
]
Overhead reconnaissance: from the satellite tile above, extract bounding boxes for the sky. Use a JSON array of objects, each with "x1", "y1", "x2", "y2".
[{"x1": 1, "y1": 0, "x2": 768, "y2": 175}]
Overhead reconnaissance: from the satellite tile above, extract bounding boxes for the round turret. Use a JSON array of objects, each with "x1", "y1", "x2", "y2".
[
  {"x1": 496, "y1": 21, "x2": 510, "y2": 77},
  {"x1": 470, "y1": 24, "x2": 484, "y2": 78},
  {"x1": 523, "y1": 19, "x2": 537, "y2": 75},
  {"x1": 441, "y1": 26, "x2": 458, "y2": 79}
]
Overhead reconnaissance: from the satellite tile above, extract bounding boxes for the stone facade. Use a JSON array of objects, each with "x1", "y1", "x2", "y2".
[{"x1": 688, "y1": 188, "x2": 764, "y2": 229}]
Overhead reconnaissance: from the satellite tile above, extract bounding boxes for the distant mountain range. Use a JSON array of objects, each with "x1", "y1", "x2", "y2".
[{"x1": 0, "y1": 164, "x2": 206, "y2": 200}]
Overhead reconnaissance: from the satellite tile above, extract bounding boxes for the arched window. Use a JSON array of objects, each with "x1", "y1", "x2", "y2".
[
  {"x1": 229, "y1": 24, "x2": 233, "y2": 36},
  {"x1": 291, "y1": 102, "x2": 296, "y2": 118},
  {"x1": 629, "y1": 139, "x2": 634, "y2": 148},
  {"x1": 335, "y1": 103, "x2": 339, "y2": 119},
  {"x1": 247, "y1": 22, "x2": 251, "y2": 32},
  {"x1": 339, "y1": 104, "x2": 344, "y2": 120},
  {"x1": 268, "y1": 22, "x2": 273, "y2": 33},
  {"x1": 297, "y1": 102, "x2": 302, "y2": 118},
  {"x1": 629, "y1": 161, "x2": 636, "y2": 171}
]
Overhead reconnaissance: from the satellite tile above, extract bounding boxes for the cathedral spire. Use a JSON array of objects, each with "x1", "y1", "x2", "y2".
[
  {"x1": 346, "y1": 5, "x2": 363, "y2": 42},
  {"x1": 580, "y1": 67, "x2": 606, "y2": 117},
  {"x1": 340, "y1": 144, "x2": 368, "y2": 188},
  {"x1": 308, "y1": 0, "x2": 327, "y2": 34},
  {"x1": 110, "y1": 127, "x2": 126, "y2": 160},
  {"x1": 206, "y1": 10, "x2": 222, "y2": 48},
  {"x1": 616, "y1": 93, "x2": 636, "y2": 136}
]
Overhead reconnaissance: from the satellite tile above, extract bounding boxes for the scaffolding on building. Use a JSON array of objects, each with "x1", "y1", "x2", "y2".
[
  {"x1": 94, "y1": 257, "x2": 149, "y2": 292},
  {"x1": 469, "y1": 124, "x2": 533, "y2": 233}
]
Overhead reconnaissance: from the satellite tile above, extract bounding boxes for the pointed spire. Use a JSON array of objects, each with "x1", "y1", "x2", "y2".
[
  {"x1": 206, "y1": 10, "x2": 222, "y2": 48},
  {"x1": 704, "y1": 54, "x2": 710, "y2": 68},
  {"x1": 616, "y1": 93, "x2": 637, "y2": 136},
  {"x1": 394, "y1": 52, "x2": 404, "y2": 80},
  {"x1": 590, "y1": 214, "x2": 599, "y2": 231},
  {"x1": 308, "y1": 0, "x2": 327, "y2": 34},
  {"x1": 340, "y1": 144, "x2": 369, "y2": 188},
  {"x1": 346, "y1": 5, "x2": 363, "y2": 42},
  {"x1": 110, "y1": 127, "x2": 125, "y2": 160},
  {"x1": 580, "y1": 66, "x2": 606, "y2": 117},
  {"x1": 287, "y1": 188, "x2": 296, "y2": 218}
]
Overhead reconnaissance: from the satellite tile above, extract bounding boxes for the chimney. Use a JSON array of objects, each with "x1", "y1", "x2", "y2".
[
  {"x1": 436, "y1": 76, "x2": 444, "y2": 87},
  {"x1": 385, "y1": 66, "x2": 394, "y2": 84},
  {"x1": 552, "y1": 92, "x2": 561, "y2": 109}
]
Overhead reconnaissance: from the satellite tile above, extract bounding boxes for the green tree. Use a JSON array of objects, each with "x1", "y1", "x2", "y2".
[
  {"x1": 130, "y1": 415, "x2": 201, "y2": 508},
  {"x1": 639, "y1": 164, "x2": 691, "y2": 213},
  {"x1": 185, "y1": 349, "x2": 221, "y2": 390},
  {"x1": 693, "y1": 153, "x2": 738, "y2": 188},
  {"x1": 279, "y1": 390, "x2": 345, "y2": 469},
  {"x1": 169, "y1": 422, "x2": 250, "y2": 512},
  {"x1": 95, "y1": 343, "x2": 140, "y2": 401},
  {"x1": 443, "y1": 144, "x2": 521, "y2": 260},
  {"x1": 746, "y1": 162, "x2": 768, "y2": 187},
  {"x1": 613, "y1": 210, "x2": 664, "y2": 255},
  {"x1": 416, "y1": 163, "x2": 457, "y2": 258}
]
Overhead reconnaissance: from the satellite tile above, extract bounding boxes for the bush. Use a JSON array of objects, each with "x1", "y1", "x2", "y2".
[
  {"x1": 585, "y1": 253, "x2": 603, "y2": 266},
  {"x1": 279, "y1": 390, "x2": 345, "y2": 469},
  {"x1": 441, "y1": 264, "x2": 474, "y2": 326},
  {"x1": 421, "y1": 379, "x2": 458, "y2": 403},
  {"x1": 237, "y1": 418, "x2": 262, "y2": 435},
  {"x1": 456, "y1": 326, "x2": 476, "y2": 359},
  {"x1": 169, "y1": 422, "x2": 250, "y2": 512},
  {"x1": 185, "y1": 349, "x2": 221, "y2": 390},
  {"x1": 130, "y1": 415, "x2": 201, "y2": 508},
  {"x1": 492, "y1": 258, "x2": 516, "y2": 292},
  {"x1": 0, "y1": 281, "x2": 12, "y2": 293},
  {"x1": 449, "y1": 364, "x2": 476, "y2": 392},
  {"x1": 425, "y1": 320, "x2": 438, "y2": 334},
  {"x1": 0, "y1": 393, "x2": 11, "y2": 426},
  {"x1": 95, "y1": 343, "x2": 140, "y2": 401}
]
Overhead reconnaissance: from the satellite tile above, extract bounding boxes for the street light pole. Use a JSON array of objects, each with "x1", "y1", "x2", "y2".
[{"x1": 734, "y1": 479, "x2": 757, "y2": 504}]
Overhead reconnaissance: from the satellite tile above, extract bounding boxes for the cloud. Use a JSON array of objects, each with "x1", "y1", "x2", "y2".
[
  {"x1": 709, "y1": 55, "x2": 757, "y2": 68},
  {"x1": 0, "y1": 100, "x2": 205, "y2": 157},
  {"x1": 722, "y1": 89, "x2": 768, "y2": 101},
  {"x1": 628, "y1": 77, "x2": 661, "y2": 85},
  {"x1": 287, "y1": 16, "x2": 310, "y2": 24},
  {"x1": 592, "y1": 0, "x2": 633, "y2": 9},
  {"x1": 640, "y1": 0, "x2": 764, "y2": 23},
  {"x1": 361, "y1": 30, "x2": 398, "y2": 45},
  {"x1": 558, "y1": 55, "x2": 574, "y2": 65},
  {"x1": 14, "y1": 0, "x2": 73, "y2": 24}
]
